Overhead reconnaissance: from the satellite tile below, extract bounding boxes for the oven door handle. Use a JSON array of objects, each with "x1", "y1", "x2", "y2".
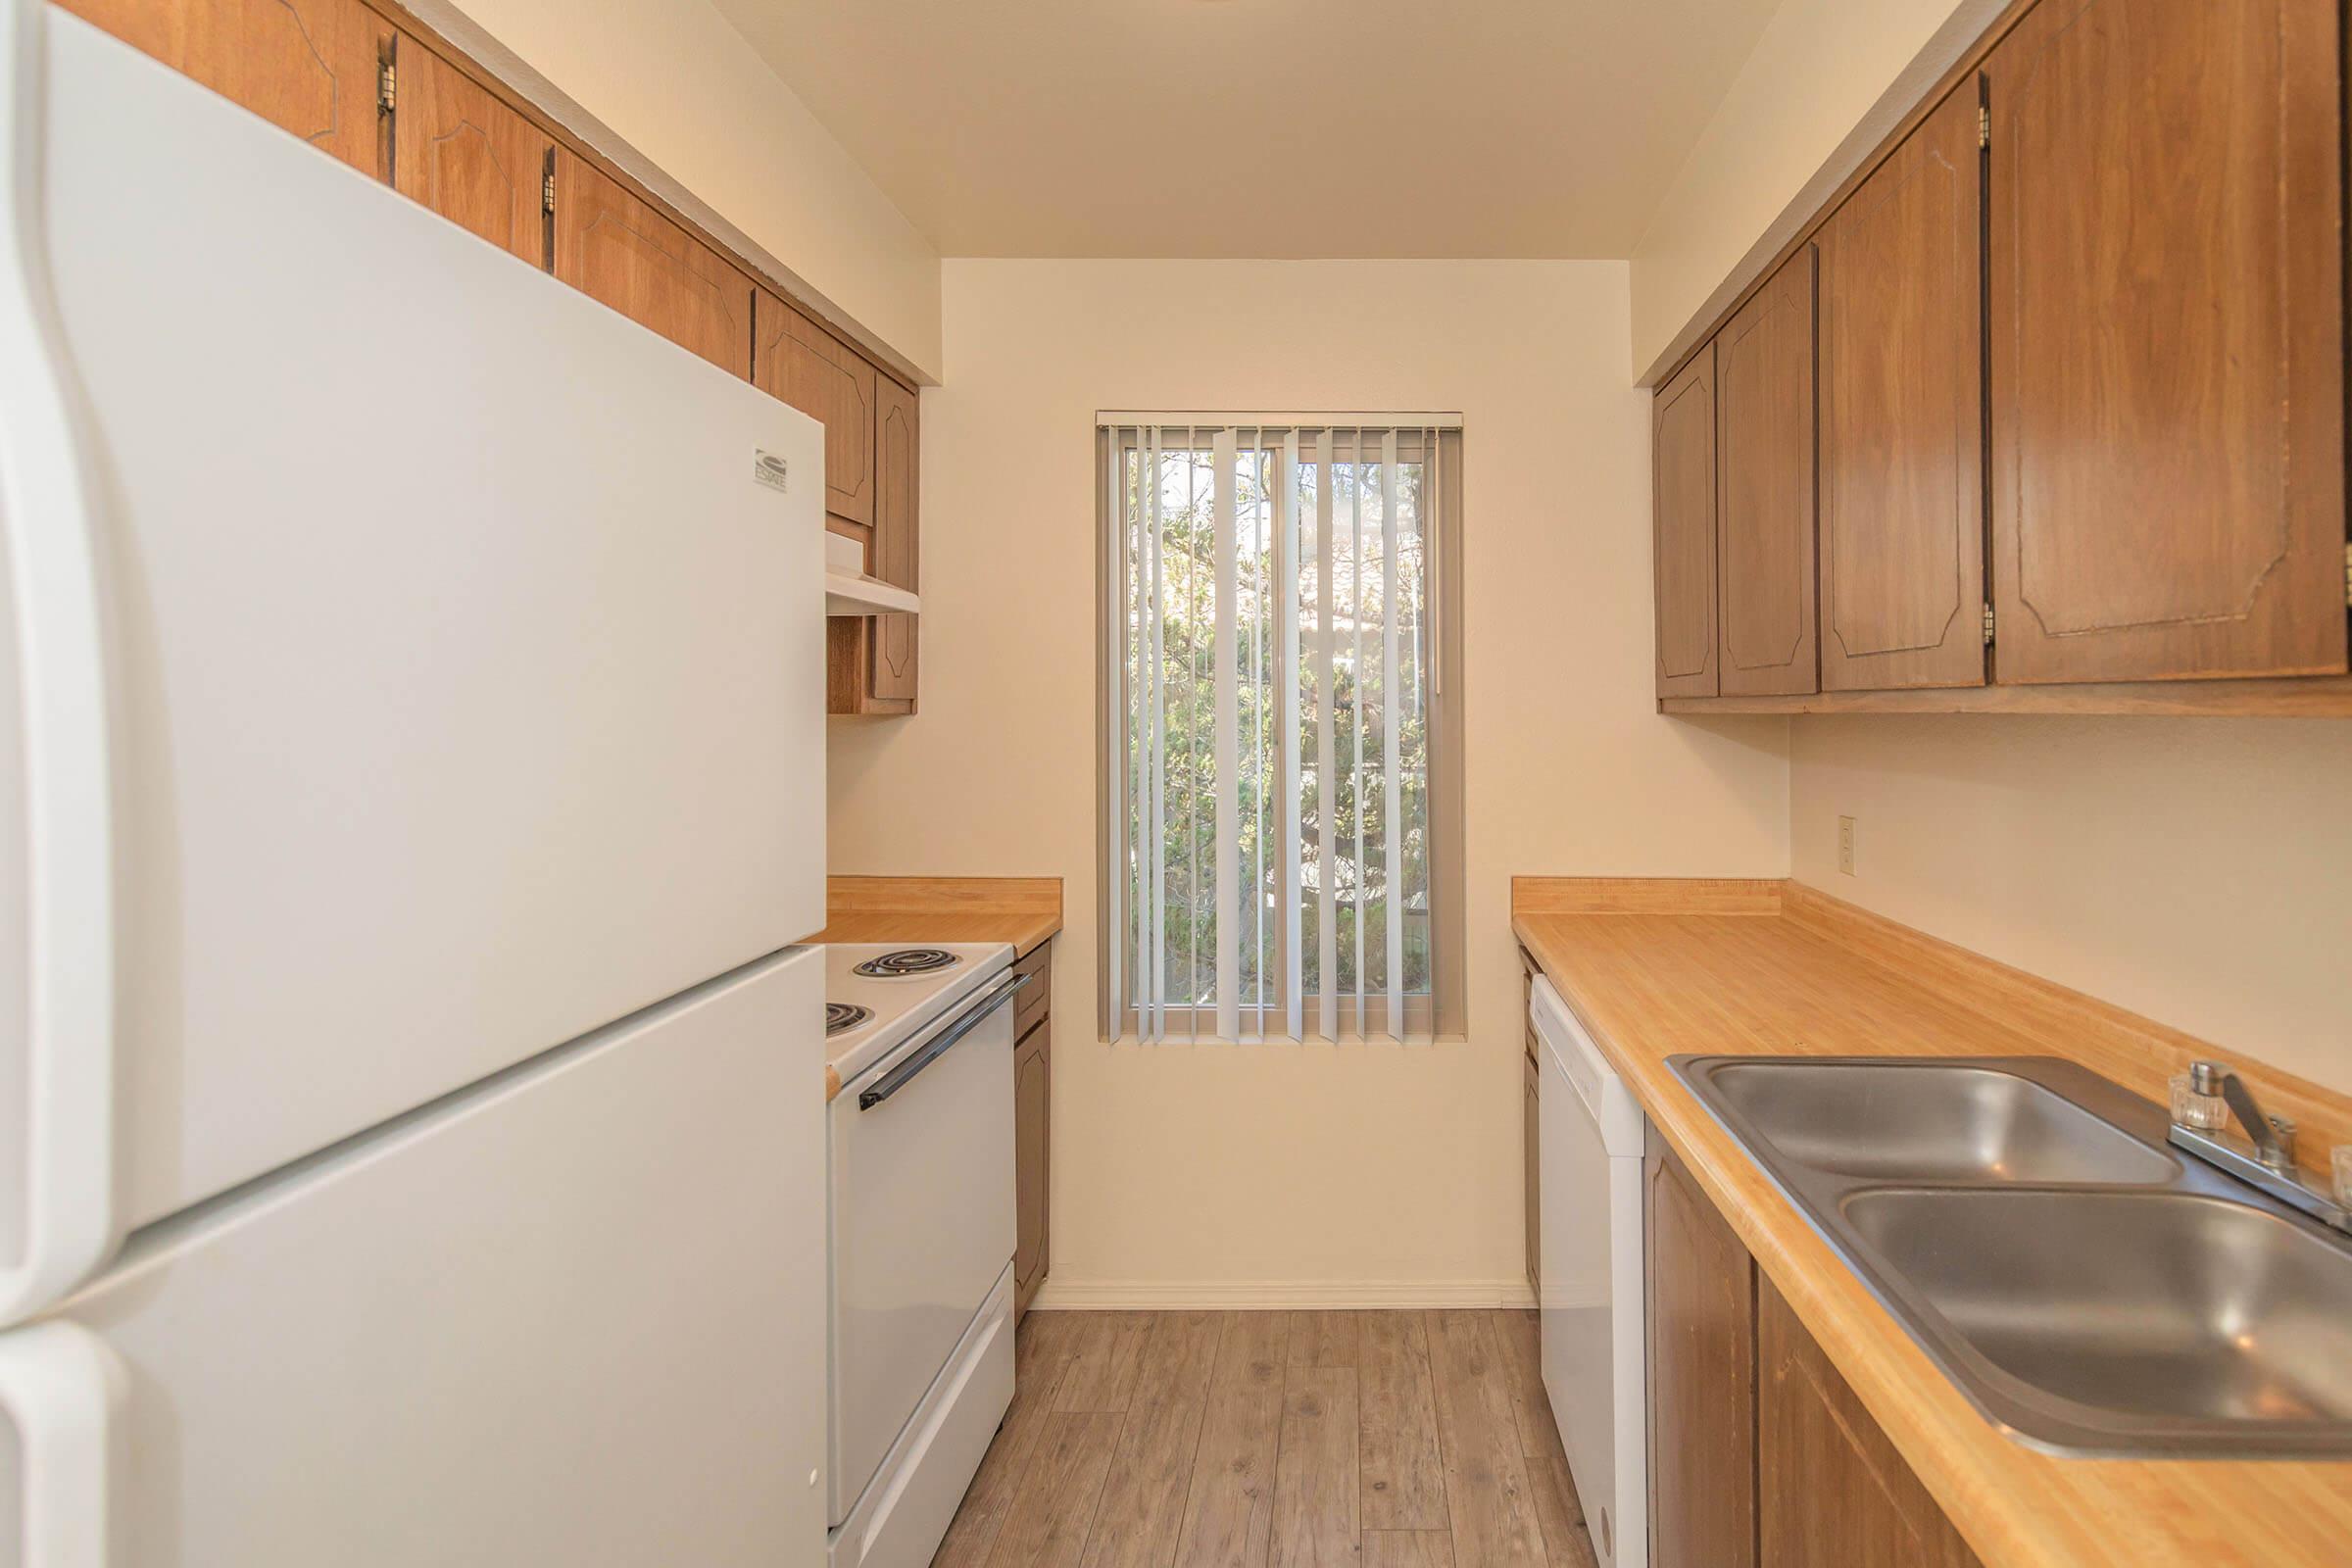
[{"x1": 857, "y1": 969, "x2": 1032, "y2": 1111}]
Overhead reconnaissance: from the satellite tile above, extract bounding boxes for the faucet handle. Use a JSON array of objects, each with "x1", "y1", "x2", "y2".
[
  {"x1": 2187, "y1": 1059, "x2": 2228, "y2": 1096},
  {"x1": 2170, "y1": 1068, "x2": 2230, "y2": 1131}
]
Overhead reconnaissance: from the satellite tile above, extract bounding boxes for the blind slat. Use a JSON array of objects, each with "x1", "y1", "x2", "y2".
[
  {"x1": 1348, "y1": 430, "x2": 1365, "y2": 1032},
  {"x1": 1144, "y1": 427, "x2": 1164, "y2": 1039},
  {"x1": 1103, "y1": 431, "x2": 1123, "y2": 1033},
  {"x1": 1247, "y1": 428, "x2": 1266, "y2": 1041},
  {"x1": 1183, "y1": 427, "x2": 1200, "y2": 1041},
  {"x1": 1212, "y1": 429, "x2": 1240, "y2": 1040},
  {"x1": 1314, "y1": 428, "x2": 1338, "y2": 1043},
  {"x1": 1380, "y1": 429, "x2": 1403, "y2": 1040},
  {"x1": 1279, "y1": 431, "x2": 1303, "y2": 1042}
]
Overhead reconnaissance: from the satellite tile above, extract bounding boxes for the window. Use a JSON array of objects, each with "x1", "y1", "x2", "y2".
[{"x1": 1097, "y1": 416, "x2": 1463, "y2": 1042}]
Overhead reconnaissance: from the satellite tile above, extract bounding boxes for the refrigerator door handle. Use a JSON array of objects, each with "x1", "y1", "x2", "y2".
[
  {"x1": 0, "y1": 0, "x2": 122, "y2": 1326},
  {"x1": 0, "y1": 1321, "x2": 120, "y2": 1567},
  {"x1": 857, "y1": 970, "x2": 1029, "y2": 1111}
]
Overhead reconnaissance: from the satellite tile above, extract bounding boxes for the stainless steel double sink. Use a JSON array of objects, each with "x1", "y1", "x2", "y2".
[{"x1": 1670, "y1": 1055, "x2": 2352, "y2": 1457}]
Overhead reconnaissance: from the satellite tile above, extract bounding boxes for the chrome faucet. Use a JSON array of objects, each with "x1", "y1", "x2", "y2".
[
  {"x1": 2171, "y1": 1059, "x2": 2348, "y2": 1233},
  {"x1": 2187, "y1": 1059, "x2": 2297, "y2": 1170}
]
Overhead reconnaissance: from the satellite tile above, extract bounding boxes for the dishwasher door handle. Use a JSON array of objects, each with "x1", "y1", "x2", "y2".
[{"x1": 858, "y1": 970, "x2": 1031, "y2": 1111}]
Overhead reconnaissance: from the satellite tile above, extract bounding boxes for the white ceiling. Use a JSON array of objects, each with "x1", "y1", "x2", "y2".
[{"x1": 708, "y1": 0, "x2": 1786, "y2": 258}]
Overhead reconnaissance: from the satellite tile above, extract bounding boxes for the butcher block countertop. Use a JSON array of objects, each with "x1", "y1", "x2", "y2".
[
  {"x1": 1511, "y1": 876, "x2": 2352, "y2": 1568},
  {"x1": 809, "y1": 875, "x2": 1063, "y2": 957}
]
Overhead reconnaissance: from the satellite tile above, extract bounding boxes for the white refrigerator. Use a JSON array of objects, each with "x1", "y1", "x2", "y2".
[{"x1": 0, "y1": 3, "x2": 831, "y2": 1561}]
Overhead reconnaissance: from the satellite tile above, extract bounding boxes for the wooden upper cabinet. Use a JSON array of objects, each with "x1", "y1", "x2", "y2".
[
  {"x1": 1984, "y1": 0, "x2": 2347, "y2": 683},
  {"x1": 1817, "y1": 85, "x2": 1985, "y2": 692},
  {"x1": 390, "y1": 37, "x2": 550, "y2": 268},
  {"x1": 552, "y1": 149, "x2": 751, "y2": 378},
  {"x1": 828, "y1": 369, "x2": 919, "y2": 714},
  {"x1": 1653, "y1": 343, "x2": 1718, "y2": 698},
  {"x1": 1717, "y1": 246, "x2": 1819, "y2": 696},
  {"x1": 1759, "y1": 1277, "x2": 1982, "y2": 1568},
  {"x1": 1647, "y1": 1145, "x2": 1756, "y2": 1568},
  {"x1": 753, "y1": 292, "x2": 879, "y2": 529},
  {"x1": 869, "y1": 374, "x2": 919, "y2": 706},
  {"x1": 65, "y1": 0, "x2": 390, "y2": 175}
]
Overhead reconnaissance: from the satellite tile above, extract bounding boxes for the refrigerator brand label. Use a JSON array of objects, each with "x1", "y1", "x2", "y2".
[{"x1": 753, "y1": 451, "x2": 790, "y2": 493}]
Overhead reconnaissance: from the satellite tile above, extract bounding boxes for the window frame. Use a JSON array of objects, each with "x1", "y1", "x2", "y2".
[{"x1": 1094, "y1": 421, "x2": 1467, "y2": 1043}]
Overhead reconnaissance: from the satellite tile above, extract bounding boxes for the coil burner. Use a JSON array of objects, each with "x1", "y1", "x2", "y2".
[{"x1": 851, "y1": 948, "x2": 962, "y2": 980}]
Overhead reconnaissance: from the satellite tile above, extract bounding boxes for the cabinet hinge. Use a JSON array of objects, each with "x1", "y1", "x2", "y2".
[
  {"x1": 1982, "y1": 601, "x2": 1996, "y2": 646},
  {"x1": 377, "y1": 59, "x2": 396, "y2": 114},
  {"x1": 542, "y1": 170, "x2": 557, "y2": 216},
  {"x1": 1978, "y1": 105, "x2": 1990, "y2": 149},
  {"x1": 2343, "y1": 541, "x2": 2351, "y2": 609}
]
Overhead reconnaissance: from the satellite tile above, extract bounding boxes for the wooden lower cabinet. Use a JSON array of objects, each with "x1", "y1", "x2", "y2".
[
  {"x1": 1010, "y1": 942, "x2": 1054, "y2": 1320},
  {"x1": 1646, "y1": 1144, "x2": 1756, "y2": 1568},
  {"x1": 1012, "y1": 1017, "x2": 1050, "y2": 1319},
  {"x1": 1759, "y1": 1277, "x2": 1983, "y2": 1568},
  {"x1": 1647, "y1": 1141, "x2": 1981, "y2": 1568},
  {"x1": 1523, "y1": 1042, "x2": 1541, "y2": 1297}
]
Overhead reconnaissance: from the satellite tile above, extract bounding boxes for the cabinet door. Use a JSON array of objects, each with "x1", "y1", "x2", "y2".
[
  {"x1": 1718, "y1": 247, "x2": 1818, "y2": 696},
  {"x1": 64, "y1": 0, "x2": 390, "y2": 176},
  {"x1": 869, "y1": 374, "x2": 920, "y2": 706},
  {"x1": 752, "y1": 291, "x2": 878, "y2": 528},
  {"x1": 1012, "y1": 1018, "x2": 1051, "y2": 1321},
  {"x1": 1523, "y1": 1047, "x2": 1540, "y2": 1295},
  {"x1": 390, "y1": 36, "x2": 550, "y2": 268},
  {"x1": 1759, "y1": 1278, "x2": 1981, "y2": 1568},
  {"x1": 1646, "y1": 1146, "x2": 1755, "y2": 1568},
  {"x1": 1818, "y1": 85, "x2": 1984, "y2": 691},
  {"x1": 551, "y1": 149, "x2": 751, "y2": 377},
  {"x1": 1653, "y1": 343, "x2": 1718, "y2": 697},
  {"x1": 1984, "y1": 0, "x2": 2346, "y2": 683}
]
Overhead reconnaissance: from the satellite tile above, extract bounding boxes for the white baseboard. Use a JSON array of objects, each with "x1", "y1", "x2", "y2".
[{"x1": 1028, "y1": 1277, "x2": 1539, "y2": 1311}]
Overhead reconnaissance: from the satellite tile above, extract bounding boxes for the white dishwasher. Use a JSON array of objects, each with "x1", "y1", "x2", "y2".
[{"x1": 1533, "y1": 974, "x2": 1649, "y2": 1568}]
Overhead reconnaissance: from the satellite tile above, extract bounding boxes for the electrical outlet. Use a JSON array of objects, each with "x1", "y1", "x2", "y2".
[{"x1": 1838, "y1": 815, "x2": 1857, "y2": 876}]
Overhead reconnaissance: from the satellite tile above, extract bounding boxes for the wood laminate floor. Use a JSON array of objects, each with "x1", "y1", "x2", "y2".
[{"x1": 933, "y1": 1308, "x2": 1599, "y2": 1568}]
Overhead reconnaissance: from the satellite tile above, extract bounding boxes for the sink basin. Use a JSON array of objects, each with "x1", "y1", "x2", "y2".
[
  {"x1": 1669, "y1": 1054, "x2": 2352, "y2": 1455},
  {"x1": 1699, "y1": 1060, "x2": 2177, "y2": 1184},
  {"x1": 1845, "y1": 1189, "x2": 2352, "y2": 1446}
]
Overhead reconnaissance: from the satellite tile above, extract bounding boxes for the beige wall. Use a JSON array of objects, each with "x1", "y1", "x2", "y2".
[
  {"x1": 1628, "y1": 0, "x2": 1974, "y2": 377},
  {"x1": 430, "y1": 0, "x2": 943, "y2": 379},
  {"x1": 828, "y1": 260, "x2": 1788, "y2": 1300},
  {"x1": 1791, "y1": 718, "x2": 2352, "y2": 1096}
]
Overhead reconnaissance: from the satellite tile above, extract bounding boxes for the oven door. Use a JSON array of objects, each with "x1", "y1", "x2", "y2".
[{"x1": 827, "y1": 973, "x2": 1020, "y2": 1525}]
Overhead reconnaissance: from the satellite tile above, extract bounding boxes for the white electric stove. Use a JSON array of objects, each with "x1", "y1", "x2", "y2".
[
  {"x1": 823, "y1": 943, "x2": 1022, "y2": 1568},
  {"x1": 823, "y1": 942, "x2": 1013, "y2": 1086}
]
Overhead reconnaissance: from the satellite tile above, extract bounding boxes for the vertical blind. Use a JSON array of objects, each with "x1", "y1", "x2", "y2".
[{"x1": 1100, "y1": 417, "x2": 1454, "y2": 1043}]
